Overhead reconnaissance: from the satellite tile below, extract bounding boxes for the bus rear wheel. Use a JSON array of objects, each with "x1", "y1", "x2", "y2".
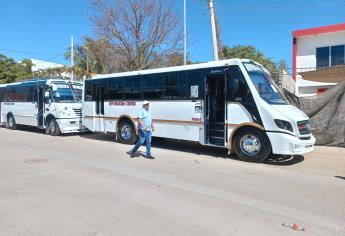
[
  {"x1": 118, "y1": 120, "x2": 137, "y2": 144},
  {"x1": 233, "y1": 128, "x2": 271, "y2": 163},
  {"x1": 6, "y1": 114, "x2": 17, "y2": 130},
  {"x1": 48, "y1": 118, "x2": 61, "y2": 136}
]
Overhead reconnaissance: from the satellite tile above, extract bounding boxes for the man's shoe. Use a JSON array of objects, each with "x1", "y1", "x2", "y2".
[
  {"x1": 146, "y1": 155, "x2": 155, "y2": 159},
  {"x1": 127, "y1": 150, "x2": 135, "y2": 158}
]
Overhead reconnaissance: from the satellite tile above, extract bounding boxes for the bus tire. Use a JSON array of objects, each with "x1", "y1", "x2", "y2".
[
  {"x1": 233, "y1": 128, "x2": 271, "y2": 163},
  {"x1": 118, "y1": 120, "x2": 137, "y2": 144},
  {"x1": 6, "y1": 114, "x2": 17, "y2": 130},
  {"x1": 48, "y1": 118, "x2": 61, "y2": 136}
]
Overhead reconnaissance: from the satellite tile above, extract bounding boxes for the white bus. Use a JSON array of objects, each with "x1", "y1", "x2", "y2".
[
  {"x1": 0, "y1": 78, "x2": 88, "y2": 135},
  {"x1": 82, "y1": 59, "x2": 315, "y2": 162}
]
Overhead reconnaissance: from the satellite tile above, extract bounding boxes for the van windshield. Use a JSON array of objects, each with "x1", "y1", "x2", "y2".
[
  {"x1": 52, "y1": 83, "x2": 82, "y2": 103},
  {"x1": 243, "y1": 62, "x2": 288, "y2": 105}
]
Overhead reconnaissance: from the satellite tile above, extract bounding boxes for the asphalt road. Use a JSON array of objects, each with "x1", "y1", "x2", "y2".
[{"x1": 0, "y1": 126, "x2": 344, "y2": 236}]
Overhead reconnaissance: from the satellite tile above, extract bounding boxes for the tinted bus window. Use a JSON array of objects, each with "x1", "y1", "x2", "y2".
[
  {"x1": 142, "y1": 75, "x2": 163, "y2": 99},
  {"x1": 109, "y1": 78, "x2": 124, "y2": 100},
  {"x1": 85, "y1": 81, "x2": 93, "y2": 101},
  {"x1": 228, "y1": 66, "x2": 249, "y2": 102},
  {"x1": 124, "y1": 77, "x2": 141, "y2": 99},
  {"x1": 189, "y1": 70, "x2": 204, "y2": 99}
]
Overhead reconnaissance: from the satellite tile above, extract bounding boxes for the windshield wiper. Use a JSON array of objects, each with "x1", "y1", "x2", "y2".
[{"x1": 57, "y1": 100, "x2": 74, "y2": 103}]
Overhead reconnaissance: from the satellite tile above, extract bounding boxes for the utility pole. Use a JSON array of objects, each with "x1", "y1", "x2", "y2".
[
  {"x1": 71, "y1": 35, "x2": 74, "y2": 80},
  {"x1": 208, "y1": 0, "x2": 219, "y2": 61},
  {"x1": 183, "y1": 0, "x2": 187, "y2": 65}
]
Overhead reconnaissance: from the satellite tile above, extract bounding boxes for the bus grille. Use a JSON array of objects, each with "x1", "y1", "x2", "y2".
[{"x1": 73, "y1": 108, "x2": 82, "y2": 117}]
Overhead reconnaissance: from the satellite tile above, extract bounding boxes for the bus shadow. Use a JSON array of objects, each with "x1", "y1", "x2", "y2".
[
  {"x1": 153, "y1": 138, "x2": 305, "y2": 166},
  {"x1": 0, "y1": 125, "x2": 45, "y2": 134},
  {"x1": 0, "y1": 125, "x2": 86, "y2": 137},
  {"x1": 264, "y1": 155, "x2": 304, "y2": 166},
  {"x1": 78, "y1": 133, "x2": 305, "y2": 165},
  {"x1": 79, "y1": 132, "x2": 116, "y2": 142},
  {"x1": 335, "y1": 176, "x2": 345, "y2": 181}
]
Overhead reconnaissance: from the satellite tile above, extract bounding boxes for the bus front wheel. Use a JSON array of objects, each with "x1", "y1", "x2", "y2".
[
  {"x1": 118, "y1": 120, "x2": 137, "y2": 144},
  {"x1": 6, "y1": 114, "x2": 17, "y2": 130},
  {"x1": 48, "y1": 119, "x2": 61, "y2": 136},
  {"x1": 233, "y1": 128, "x2": 271, "y2": 163}
]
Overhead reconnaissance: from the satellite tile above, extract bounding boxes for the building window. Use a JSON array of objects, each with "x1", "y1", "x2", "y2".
[
  {"x1": 316, "y1": 47, "x2": 330, "y2": 68},
  {"x1": 316, "y1": 45, "x2": 345, "y2": 69},
  {"x1": 331, "y1": 45, "x2": 345, "y2": 66}
]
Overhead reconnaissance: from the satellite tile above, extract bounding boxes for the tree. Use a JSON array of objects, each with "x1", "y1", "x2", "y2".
[
  {"x1": 89, "y1": 0, "x2": 183, "y2": 71},
  {"x1": 222, "y1": 45, "x2": 278, "y2": 74},
  {"x1": 278, "y1": 59, "x2": 288, "y2": 72},
  {"x1": 64, "y1": 45, "x2": 89, "y2": 72},
  {"x1": 0, "y1": 54, "x2": 33, "y2": 84}
]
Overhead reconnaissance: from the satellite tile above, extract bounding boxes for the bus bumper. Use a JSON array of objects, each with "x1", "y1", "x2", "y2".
[
  {"x1": 56, "y1": 118, "x2": 89, "y2": 133},
  {"x1": 266, "y1": 132, "x2": 315, "y2": 155}
]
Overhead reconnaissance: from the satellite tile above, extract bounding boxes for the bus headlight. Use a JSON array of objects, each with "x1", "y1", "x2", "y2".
[{"x1": 274, "y1": 119, "x2": 293, "y2": 132}]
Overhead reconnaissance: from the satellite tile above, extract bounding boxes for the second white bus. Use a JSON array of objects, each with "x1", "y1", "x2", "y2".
[
  {"x1": 82, "y1": 59, "x2": 315, "y2": 162},
  {"x1": 0, "y1": 78, "x2": 88, "y2": 135}
]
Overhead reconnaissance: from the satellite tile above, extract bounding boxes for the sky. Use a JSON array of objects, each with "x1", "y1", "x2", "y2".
[{"x1": 0, "y1": 0, "x2": 345, "y2": 69}]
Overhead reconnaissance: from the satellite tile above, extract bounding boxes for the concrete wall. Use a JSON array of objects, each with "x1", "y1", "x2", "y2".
[{"x1": 296, "y1": 31, "x2": 345, "y2": 72}]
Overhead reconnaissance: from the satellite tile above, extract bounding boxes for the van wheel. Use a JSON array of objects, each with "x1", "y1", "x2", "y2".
[
  {"x1": 233, "y1": 128, "x2": 271, "y2": 163},
  {"x1": 118, "y1": 120, "x2": 136, "y2": 144},
  {"x1": 6, "y1": 114, "x2": 17, "y2": 130},
  {"x1": 48, "y1": 118, "x2": 61, "y2": 136}
]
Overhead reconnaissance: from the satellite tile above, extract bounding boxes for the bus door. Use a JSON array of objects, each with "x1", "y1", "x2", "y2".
[
  {"x1": 94, "y1": 84, "x2": 105, "y2": 132},
  {"x1": 37, "y1": 86, "x2": 45, "y2": 127},
  {"x1": 205, "y1": 74, "x2": 227, "y2": 146}
]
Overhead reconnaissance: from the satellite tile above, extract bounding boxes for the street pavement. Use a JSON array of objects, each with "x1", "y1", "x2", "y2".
[{"x1": 0, "y1": 126, "x2": 344, "y2": 236}]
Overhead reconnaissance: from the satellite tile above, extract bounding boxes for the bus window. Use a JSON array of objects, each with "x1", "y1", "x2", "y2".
[
  {"x1": 228, "y1": 66, "x2": 250, "y2": 102},
  {"x1": 124, "y1": 77, "x2": 141, "y2": 100},
  {"x1": 189, "y1": 70, "x2": 204, "y2": 99},
  {"x1": 85, "y1": 81, "x2": 93, "y2": 101},
  {"x1": 109, "y1": 78, "x2": 124, "y2": 100},
  {"x1": 176, "y1": 72, "x2": 189, "y2": 98},
  {"x1": 142, "y1": 75, "x2": 163, "y2": 99},
  {"x1": 165, "y1": 74, "x2": 178, "y2": 99}
]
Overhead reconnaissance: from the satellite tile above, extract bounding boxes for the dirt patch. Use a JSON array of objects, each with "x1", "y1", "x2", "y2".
[{"x1": 24, "y1": 158, "x2": 50, "y2": 164}]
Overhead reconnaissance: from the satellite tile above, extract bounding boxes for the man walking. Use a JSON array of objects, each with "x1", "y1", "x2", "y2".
[{"x1": 128, "y1": 100, "x2": 155, "y2": 159}]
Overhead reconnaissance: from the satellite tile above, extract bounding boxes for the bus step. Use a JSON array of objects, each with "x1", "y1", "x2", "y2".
[
  {"x1": 208, "y1": 136, "x2": 224, "y2": 146},
  {"x1": 209, "y1": 123, "x2": 225, "y2": 130},
  {"x1": 208, "y1": 129, "x2": 225, "y2": 137}
]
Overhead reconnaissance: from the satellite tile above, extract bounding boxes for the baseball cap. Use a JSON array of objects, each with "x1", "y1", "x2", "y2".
[{"x1": 143, "y1": 100, "x2": 150, "y2": 105}]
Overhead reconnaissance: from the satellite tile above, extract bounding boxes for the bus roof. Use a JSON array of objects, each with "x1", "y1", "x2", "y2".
[
  {"x1": 91, "y1": 58, "x2": 247, "y2": 80},
  {"x1": 0, "y1": 78, "x2": 82, "y2": 87}
]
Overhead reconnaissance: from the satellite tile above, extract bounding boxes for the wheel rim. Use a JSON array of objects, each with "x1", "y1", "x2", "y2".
[
  {"x1": 9, "y1": 117, "x2": 14, "y2": 127},
  {"x1": 120, "y1": 124, "x2": 132, "y2": 141},
  {"x1": 240, "y1": 135, "x2": 261, "y2": 157},
  {"x1": 50, "y1": 121, "x2": 56, "y2": 134}
]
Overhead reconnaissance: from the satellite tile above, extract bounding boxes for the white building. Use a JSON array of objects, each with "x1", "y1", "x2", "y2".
[
  {"x1": 292, "y1": 23, "x2": 345, "y2": 96},
  {"x1": 30, "y1": 58, "x2": 65, "y2": 72}
]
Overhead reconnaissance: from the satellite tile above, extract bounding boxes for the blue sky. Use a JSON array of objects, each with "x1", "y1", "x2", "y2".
[{"x1": 0, "y1": 0, "x2": 345, "y2": 69}]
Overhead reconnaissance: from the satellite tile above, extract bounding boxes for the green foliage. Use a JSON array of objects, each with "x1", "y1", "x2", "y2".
[
  {"x1": 222, "y1": 45, "x2": 278, "y2": 74},
  {"x1": 0, "y1": 54, "x2": 33, "y2": 84}
]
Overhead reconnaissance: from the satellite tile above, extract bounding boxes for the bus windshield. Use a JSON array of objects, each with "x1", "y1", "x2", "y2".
[
  {"x1": 52, "y1": 83, "x2": 82, "y2": 103},
  {"x1": 243, "y1": 62, "x2": 288, "y2": 105}
]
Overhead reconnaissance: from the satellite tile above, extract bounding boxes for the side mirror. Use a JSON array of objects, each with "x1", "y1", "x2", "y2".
[{"x1": 44, "y1": 91, "x2": 50, "y2": 104}]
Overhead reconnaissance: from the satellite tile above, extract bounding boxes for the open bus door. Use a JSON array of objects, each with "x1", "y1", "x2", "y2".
[{"x1": 205, "y1": 74, "x2": 227, "y2": 146}]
